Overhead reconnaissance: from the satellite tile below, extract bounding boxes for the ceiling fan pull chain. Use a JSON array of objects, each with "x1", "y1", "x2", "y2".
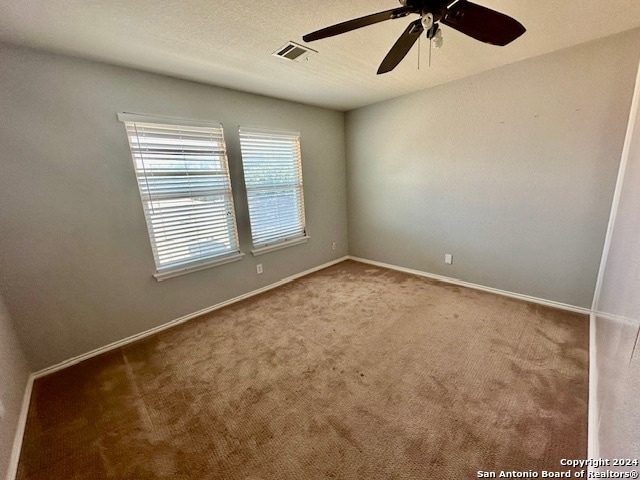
[
  {"x1": 417, "y1": 35, "x2": 421, "y2": 70},
  {"x1": 429, "y1": 35, "x2": 432, "y2": 68}
]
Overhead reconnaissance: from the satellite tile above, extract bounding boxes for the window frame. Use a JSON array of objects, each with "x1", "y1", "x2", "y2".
[
  {"x1": 119, "y1": 112, "x2": 244, "y2": 280},
  {"x1": 238, "y1": 126, "x2": 309, "y2": 256}
]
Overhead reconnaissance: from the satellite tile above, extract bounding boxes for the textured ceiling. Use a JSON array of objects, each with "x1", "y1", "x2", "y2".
[{"x1": 1, "y1": 1, "x2": 640, "y2": 111}]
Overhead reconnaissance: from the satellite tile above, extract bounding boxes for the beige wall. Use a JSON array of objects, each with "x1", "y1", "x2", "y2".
[
  {"x1": 0, "y1": 44, "x2": 348, "y2": 371},
  {"x1": 594, "y1": 57, "x2": 640, "y2": 459},
  {"x1": 0, "y1": 295, "x2": 29, "y2": 480},
  {"x1": 346, "y1": 29, "x2": 640, "y2": 308}
]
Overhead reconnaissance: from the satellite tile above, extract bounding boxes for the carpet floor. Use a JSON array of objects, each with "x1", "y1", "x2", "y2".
[{"x1": 17, "y1": 260, "x2": 589, "y2": 479}]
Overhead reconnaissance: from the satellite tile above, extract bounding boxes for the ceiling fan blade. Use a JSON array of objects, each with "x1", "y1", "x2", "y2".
[
  {"x1": 377, "y1": 19, "x2": 424, "y2": 75},
  {"x1": 303, "y1": 6, "x2": 415, "y2": 43},
  {"x1": 441, "y1": 1, "x2": 525, "y2": 46}
]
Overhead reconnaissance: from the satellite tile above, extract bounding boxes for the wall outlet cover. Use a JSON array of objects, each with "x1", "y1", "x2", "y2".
[{"x1": 445, "y1": 254, "x2": 453, "y2": 265}]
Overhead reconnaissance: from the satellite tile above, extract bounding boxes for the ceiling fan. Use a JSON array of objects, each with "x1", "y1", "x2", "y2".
[{"x1": 302, "y1": 0, "x2": 526, "y2": 74}]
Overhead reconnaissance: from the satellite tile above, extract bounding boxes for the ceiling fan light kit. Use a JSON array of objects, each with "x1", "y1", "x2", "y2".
[
  {"x1": 421, "y1": 12, "x2": 434, "y2": 30},
  {"x1": 302, "y1": 0, "x2": 525, "y2": 74}
]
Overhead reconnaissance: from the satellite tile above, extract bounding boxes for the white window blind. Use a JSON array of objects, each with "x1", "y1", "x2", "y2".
[
  {"x1": 119, "y1": 113, "x2": 242, "y2": 279},
  {"x1": 239, "y1": 127, "x2": 307, "y2": 251}
]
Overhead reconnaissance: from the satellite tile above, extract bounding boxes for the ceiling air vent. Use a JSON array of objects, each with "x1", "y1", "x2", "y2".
[{"x1": 272, "y1": 41, "x2": 317, "y2": 62}]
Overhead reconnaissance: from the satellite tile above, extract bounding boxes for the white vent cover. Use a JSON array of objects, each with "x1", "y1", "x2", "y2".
[{"x1": 272, "y1": 41, "x2": 317, "y2": 62}]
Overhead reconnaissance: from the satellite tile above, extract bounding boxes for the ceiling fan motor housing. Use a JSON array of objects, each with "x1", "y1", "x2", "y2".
[{"x1": 401, "y1": 0, "x2": 456, "y2": 20}]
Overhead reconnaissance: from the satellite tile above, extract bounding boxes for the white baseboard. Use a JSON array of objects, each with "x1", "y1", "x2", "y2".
[
  {"x1": 33, "y1": 256, "x2": 349, "y2": 379},
  {"x1": 588, "y1": 312, "x2": 599, "y2": 461},
  {"x1": 347, "y1": 256, "x2": 591, "y2": 315},
  {"x1": 592, "y1": 311, "x2": 640, "y2": 326},
  {"x1": 5, "y1": 375, "x2": 34, "y2": 480}
]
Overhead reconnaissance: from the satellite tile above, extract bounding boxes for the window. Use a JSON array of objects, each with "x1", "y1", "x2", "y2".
[
  {"x1": 239, "y1": 126, "x2": 308, "y2": 255},
  {"x1": 119, "y1": 113, "x2": 243, "y2": 280}
]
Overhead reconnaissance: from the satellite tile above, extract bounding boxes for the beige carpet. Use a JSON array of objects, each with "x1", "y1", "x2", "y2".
[{"x1": 17, "y1": 260, "x2": 589, "y2": 479}]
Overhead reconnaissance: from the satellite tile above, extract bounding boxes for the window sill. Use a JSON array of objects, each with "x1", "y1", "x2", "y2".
[
  {"x1": 251, "y1": 236, "x2": 310, "y2": 257},
  {"x1": 153, "y1": 252, "x2": 245, "y2": 281}
]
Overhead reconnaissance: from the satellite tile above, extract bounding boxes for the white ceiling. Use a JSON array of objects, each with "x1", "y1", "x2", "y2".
[{"x1": 1, "y1": 1, "x2": 640, "y2": 111}]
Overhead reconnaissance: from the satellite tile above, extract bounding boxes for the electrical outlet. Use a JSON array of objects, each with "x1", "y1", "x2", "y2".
[
  {"x1": 445, "y1": 254, "x2": 453, "y2": 265},
  {"x1": 332, "y1": 242, "x2": 337, "y2": 251},
  {"x1": 0, "y1": 399, "x2": 5, "y2": 420},
  {"x1": 256, "y1": 263, "x2": 263, "y2": 274}
]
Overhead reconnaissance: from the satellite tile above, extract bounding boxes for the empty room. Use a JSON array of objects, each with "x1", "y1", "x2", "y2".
[{"x1": 1, "y1": 1, "x2": 640, "y2": 479}]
